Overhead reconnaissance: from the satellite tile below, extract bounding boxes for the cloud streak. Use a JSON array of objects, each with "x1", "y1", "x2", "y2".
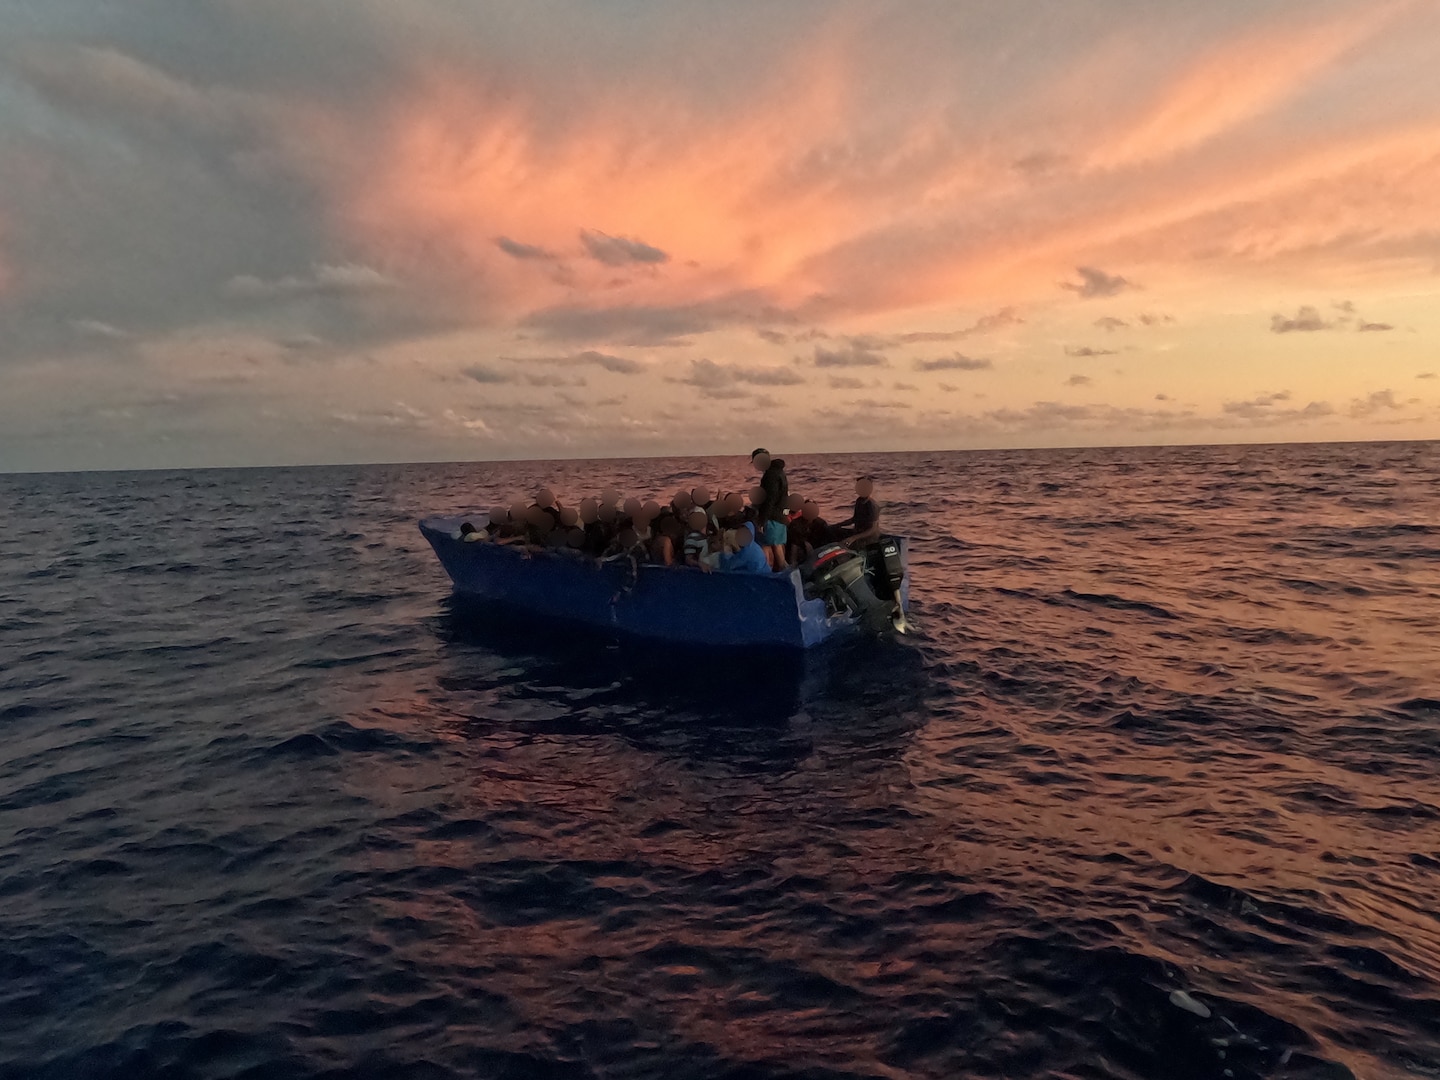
[
  {"x1": 1269, "y1": 306, "x2": 1331, "y2": 333},
  {"x1": 580, "y1": 230, "x2": 669, "y2": 267},
  {"x1": 814, "y1": 344, "x2": 888, "y2": 368},
  {"x1": 913, "y1": 353, "x2": 992, "y2": 372},
  {"x1": 223, "y1": 263, "x2": 394, "y2": 302},
  {"x1": 1061, "y1": 267, "x2": 1138, "y2": 300}
]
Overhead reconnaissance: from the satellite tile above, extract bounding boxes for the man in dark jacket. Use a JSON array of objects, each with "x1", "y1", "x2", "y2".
[{"x1": 750, "y1": 448, "x2": 789, "y2": 571}]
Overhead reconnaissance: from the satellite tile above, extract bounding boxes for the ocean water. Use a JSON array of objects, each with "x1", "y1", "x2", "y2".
[{"x1": 2, "y1": 442, "x2": 1439, "y2": 1080}]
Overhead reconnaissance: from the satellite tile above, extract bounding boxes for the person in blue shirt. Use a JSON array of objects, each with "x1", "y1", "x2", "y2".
[{"x1": 720, "y1": 522, "x2": 772, "y2": 574}]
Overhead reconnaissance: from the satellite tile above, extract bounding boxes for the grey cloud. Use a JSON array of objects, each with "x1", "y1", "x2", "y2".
[
  {"x1": 965, "y1": 308, "x2": 1025, "y2": 335},
  {"x1": 504, "y1": 350, "x2": 645, "y2": 374},
  {"x1": 70, "y1": 319, "x2": 132, "y2": 342},
  {"x1": 1013, "y1": 151, "x2": 1067, "y2": 177},
  {"x1": 913, "y1": 353, "x2": 990, "y2": 372},
  {"x1": 523, "y1": 373, "x2": 587, "y2": 387},
  {"x1": 892, "y1": 381, "x2": 918, "y2": 391},
  {"x1": 1094, "y1": 317, "x2": 1129, "y2": 332},
  {"x1": 1223, "y1": 390, "x2": 1292, "y2": 415},
  {"x1": 223, "y1": 263, "x2": 394, "y2": 302},
  {"x1": 894, "y1": 307, "x2": 1023, "y2": 343},
  {"x1": 1155, "y1": 393, "x2": 1171, "y2": 401},
  {"x1": 1349, "y1": 390, "x2": 1402, "y2": 418},
  {"x1": 573, "y1": 350, "x2": 643, "y2": 375},
  {"x1": 1270, "y1": 306, "x2": 1332, "y2": 333},
  {"x1": 815, "y1": 344, "x2": 888, "y2": 368},
  {"x1": 1221, "y1": 392, "x2": 1333, "y2": 422},
  {"x1": 756, "y1": 329, "x2": 790, "y2": 345},
  {"x1": 984, "y1": 401, "x2": 1193, "y2": 431},
  {"x1": 462, "y1": 364, "x2": 513, "y2": 384},
  {"x1": 1065, "y1": 346, "x2": 1116, "y2": 358},
  {"x1": 1137, "y1": 313, "x2": 1175, "y2": 326},
  {"x1": 276, "y1": 333, "x2": 326, "y2": 352},
  {"x1": 829, "y1": 309, "x2": 1023, "y2": 353},
  {"x1": 1061, "y1": 266, "x2": 1137, "y2": 299},
  {"x1": 1358, "y1": 322, "x2": 1394, "y2": 332},
  {"x1": 828, "y1": 375, "x2": 866, "y2": 389},
  {"x1": 580, "y1": 229, "x2": 669, "y2": 267},
  {"x1": 690, "y1": 384, "x2": 751, "y2": 400},
  {"x1": 738, "y1": 367, "x2": 805, "y2": 386},
  {"x1": 14, "y1": 43, "x2": 250, "y2": 147},
  {"x1": 0, "y1": 44, "x2": 339, "y2": 361},
  {"x1": 496, "y1": 236, "x2": 557, "y2": 261},
  {"x1": 1419, "y1": 372, "x2": 1437, "y2": 380},
  {"x1": 521, "y1": 293, "x2": 791, "y2": 346},
  {"x1": 671, "y1": 358, "x2": 805, "y2": 389},
  {"x1": 1066, "y1": 374, "x2": 1092, "y2": 387},
  {"x1": 847, "y1": 398, "x2": 912, "y2": 410}
]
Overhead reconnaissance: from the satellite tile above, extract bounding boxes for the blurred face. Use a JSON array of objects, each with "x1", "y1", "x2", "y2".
[
  {"x1": 623, "y1": 497, "x2": 643, "y2": 519},
  {"x1": 536, "y1": 487, "x2": 556, "y2": 508},
  {"x1": 559, "y1": 507, "x2": 579, "y2": 527},
  {"x1": 786, "y1": 494, "x2": 805, "y2": 512},
  {"x1": 489, "y1": 505, "x2": 509, "y2": 527},
  {"x1": 734, "y1": 527, "x2": 754, "y2": 549},
  {"x1": 802, "y1": 502, "x2": 820, "y2": 521},
  {"x1": 600, "y1": 487, "x2": 621, "y2": 507},
  {"x1": 690, "y1": 486, "x2": 710, "y2": 506},
  {"x1": 508, "y1": 500, "x2": 528, "y2": 523},
  {"x1": 526, "y1": 505, "x2": 554, "y2": 533},
  {"x1": 722, "y1": 492, "x2": 745, "y2": 516},
  {"x1": 687, "y1": 510, "x2": 708, "y2": 532},
  {"x1": 578, "y1": 498, "x2": 599, "y2": 524},
  {"x1": 748, "y1": 485, "x2": 767, "y2": 506},
  {"x1": 856, "y1": 478, "x2": 874, "y2": 498},
  {"x1": 751, "y1": 452, "x2": 770, "y2": 473},
  {"x1": 598, "y1": 503, "x2": 618, "y2": 524},
  {"x1": 672, "y1": 491, "x2": 693, "y2": 515}
]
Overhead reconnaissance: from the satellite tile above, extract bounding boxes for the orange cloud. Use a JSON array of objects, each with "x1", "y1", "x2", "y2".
[
  {"x1": 263, "y1": 2, "x2": 1440, "y2": 342},
  {"x1": 283, "y1": 43, "x2": 855, "y2": 309},
  {"x1": 271, "y1": 18, "x2": 1029, "y2": 334},
  {"x1": 1087, "y1": 2, "x2": 1412, "y2": 171}
]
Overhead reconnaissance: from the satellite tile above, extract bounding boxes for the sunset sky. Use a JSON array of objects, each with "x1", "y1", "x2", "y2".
[{"x1": 1, "y1": 0, "x2": 1437, "y2": 470}]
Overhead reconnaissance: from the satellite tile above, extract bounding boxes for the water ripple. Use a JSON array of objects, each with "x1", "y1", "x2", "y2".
[{"x1": 1, "y1": 443, "x2": 1439, "y2": 1078}]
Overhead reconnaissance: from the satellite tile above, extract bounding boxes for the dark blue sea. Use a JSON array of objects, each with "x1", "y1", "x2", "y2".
[{"x1": 3, "y1": 443, "x2": 1440, "y2": 1080}]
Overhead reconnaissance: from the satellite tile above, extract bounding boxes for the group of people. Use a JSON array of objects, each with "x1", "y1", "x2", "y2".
[{"x1": 456, "y1": 449, "x2": 883, "y2": 576}]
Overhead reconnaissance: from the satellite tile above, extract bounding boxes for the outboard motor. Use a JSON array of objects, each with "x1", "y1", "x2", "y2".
[
  {"x1": 802, "y1": 540, "x2": 906, "y2": 633},
  {"x1": 863, "y1": 536, "x2": 908, "y2": 633}
]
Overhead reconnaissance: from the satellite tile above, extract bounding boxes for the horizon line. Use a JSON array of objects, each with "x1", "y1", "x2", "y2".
[{"x1": 2, "y1": 434, "x2": 1435, "y2": 478}]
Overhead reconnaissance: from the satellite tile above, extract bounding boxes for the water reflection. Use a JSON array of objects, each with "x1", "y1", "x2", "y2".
[{"x1": 430, "y1": 594, "x2": 933, "y2": 767}]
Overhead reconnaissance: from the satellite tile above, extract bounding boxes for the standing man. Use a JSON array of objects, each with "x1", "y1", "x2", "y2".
[{"x1": 750, "y1": 448, "x2": 789, "y2": 571}]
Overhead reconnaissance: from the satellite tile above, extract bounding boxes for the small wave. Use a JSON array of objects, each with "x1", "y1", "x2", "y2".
[
  {"x1": 258, "y1": 720, "x2": 438, "y2": 761},
  {"x1": 1061, "y1": 589, "x2": 1180, "y2": 620}
]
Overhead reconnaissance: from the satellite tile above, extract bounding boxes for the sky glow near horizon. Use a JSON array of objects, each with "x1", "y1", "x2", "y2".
[{"x1": 1, "y1": 0, "x2": 1438, "y2": 471}]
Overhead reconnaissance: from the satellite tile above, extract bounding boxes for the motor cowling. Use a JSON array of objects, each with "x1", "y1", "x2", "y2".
[
  {"x1": 802, "y1": 542, "x2": 903, "y2": 633},
  {"x1": 863, "y1": 536, "x2": 905, "y2": 601}
]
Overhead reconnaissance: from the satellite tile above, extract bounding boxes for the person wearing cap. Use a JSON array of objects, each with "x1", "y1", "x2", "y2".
[{"x1": 750, "y1": 448, "x2": 789, "y2": 571}]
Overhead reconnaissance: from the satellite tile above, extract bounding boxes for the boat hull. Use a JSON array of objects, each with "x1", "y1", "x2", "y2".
[{"x1": 419, "y1": 517, "x2": 906, "y2": 649}]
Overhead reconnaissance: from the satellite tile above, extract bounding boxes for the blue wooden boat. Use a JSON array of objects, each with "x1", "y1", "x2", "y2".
[{"x1": 419, "y1": 516, "x2": 909, "y2": 649}]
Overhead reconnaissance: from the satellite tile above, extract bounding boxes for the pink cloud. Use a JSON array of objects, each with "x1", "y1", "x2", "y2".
[{"x1": 1087, "y1": 4, "x2": 1412, "y2": 170}]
